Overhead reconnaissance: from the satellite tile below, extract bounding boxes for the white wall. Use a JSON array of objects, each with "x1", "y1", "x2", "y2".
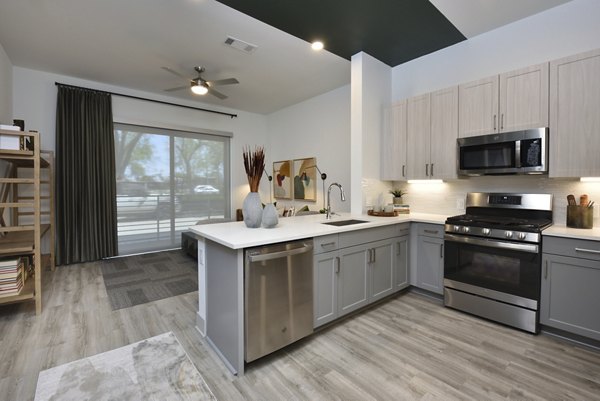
[
  {"x1": 12, "y1": 67, "x2": 269, "y2": 213},
  {"x1": 266, "y1": 84, "x2": 350, "y2": 213},
  {"x1": 393, "y1": 0, "x2": 600, "y2": 100},
  {"x1": 0, "y1": 42, "x2": 12, "y2": 124},
  {"x1": 389, "y1": 0, "x2": 600, "y2": 225},
  {"x1": 351, "y1": 52, "x2": 392, "y2": 214}
]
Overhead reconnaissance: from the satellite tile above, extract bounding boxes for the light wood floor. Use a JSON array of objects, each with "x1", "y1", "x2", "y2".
[{"x1": 1, "y1": 260, "x2": 600, "y2": 401}]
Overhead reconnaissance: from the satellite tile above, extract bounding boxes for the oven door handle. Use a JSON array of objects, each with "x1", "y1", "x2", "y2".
[{"x1": 444, "y1": 234, "x2": 539, "y2": 254}]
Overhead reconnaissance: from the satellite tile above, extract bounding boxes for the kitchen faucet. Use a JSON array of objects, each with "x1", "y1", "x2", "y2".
[{"x1": 326, "y1": 183, "x2": 346, "y2": 219}]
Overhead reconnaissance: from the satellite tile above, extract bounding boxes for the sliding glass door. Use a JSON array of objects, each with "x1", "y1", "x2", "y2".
[{"x1": 114, "y1": 123, "x2": 230, "y2": 255}]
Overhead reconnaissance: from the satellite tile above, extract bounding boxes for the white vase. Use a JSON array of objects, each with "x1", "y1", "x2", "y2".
[
  {"x1": 262, "y1": 203, "x2": 278, "y2": 228},
  {"x1": 242, "y1": 192, "x2": 263, "y2": 228}
]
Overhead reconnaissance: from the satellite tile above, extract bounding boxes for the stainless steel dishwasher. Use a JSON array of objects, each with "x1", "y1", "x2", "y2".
[{"x1": 244, "y1": 239, "x2": 313, "y2": 362}]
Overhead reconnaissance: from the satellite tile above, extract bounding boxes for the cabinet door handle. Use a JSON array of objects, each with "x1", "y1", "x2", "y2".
[
  {"x1": 396, "y1": 242, "x2": 401, "y2": 256},
  {"x1": 544, "y1": 260, "x2": 548, "y2": 279},
  {"x1": 500, "y1": 113, "x2": 504, "y2": 130},
  {"x1": 440, "y1": 244, "x2": 444, "y2": 258},
  {"x1": 424, "y1": 229, "x2": 439, "y2": 235},
  {"x1": 372, "y1": 249, "x2": 376, "y2": 263},
  {"x1": 402, "y1": 165, "x2": 405, "y2": 177},
  {"x1": 335, "y1": 256, "x2": 340, "y2": 273},
  {"x1": 430, "y1": 163, "x2": 434, "y2": 177},
  {"x1": 493, "y1": 114, "x2": 497, "y2": 130},
  {"x1": 575, "y1": 247, "x2": 600, "y2": 255},
  {"x1": 321, "y1": 241, "x2": 336, "y2": 248},
  {"x1": 425, "y1": 164, "x2": 429, "y2": 176}
]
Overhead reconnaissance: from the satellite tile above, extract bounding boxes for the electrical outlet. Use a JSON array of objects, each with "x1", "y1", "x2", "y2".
[{"x1": 456, "y1": 198, "x2": 465, "y2": 210}]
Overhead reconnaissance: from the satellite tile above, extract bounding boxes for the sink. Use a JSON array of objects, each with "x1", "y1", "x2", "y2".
[{"x1": 322, "y1": 219, "x2": 369, "y2": 227}]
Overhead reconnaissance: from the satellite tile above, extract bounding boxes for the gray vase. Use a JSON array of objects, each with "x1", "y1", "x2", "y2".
[
  {"x1": 262, "y1": 203, "x2": 278, "y2": 228},
  {"x1": 242, "y1": 192, "x2": 263, "y2": 228}
]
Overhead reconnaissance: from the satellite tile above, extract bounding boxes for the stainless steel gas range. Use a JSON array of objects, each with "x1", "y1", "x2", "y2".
[{"x1": 443, "y1": 193, "x2": 553, "y2": 333}]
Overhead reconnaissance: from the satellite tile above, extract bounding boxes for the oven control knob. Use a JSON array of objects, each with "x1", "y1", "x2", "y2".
[
  {"x1": 505, "y1": 231, "x2": 514, "y2": 238},
  {"x1": 462, "y1": 226, "x2": 470, "y2": 233},
  {"x1": 482, "y1": 228, "x2": 491, "y2": 236},
  {"x1": 518, "y1": 232, "x2": 527, "y2": 240},
  {"x1": 453, "y1": 225, "x2": 460, "y2": 232}
]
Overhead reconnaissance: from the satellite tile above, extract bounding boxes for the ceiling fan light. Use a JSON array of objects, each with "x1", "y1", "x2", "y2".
[{"x1": 191, "y1": 83, "x2": 208, "y2": 95}]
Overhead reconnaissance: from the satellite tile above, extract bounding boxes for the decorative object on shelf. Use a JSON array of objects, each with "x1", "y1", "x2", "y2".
[
  {"x1": 294, "y1": 157, "x2": 317, "y2": 201},
  {"x1": 273, "y1": 160, "x2": 292, "y2": 199},
  {"x1": 389, "y1": 188, "x2": 407, "y2": 204},
  {"x1": 242, "y1": 146, "x2": 265, "y2": 228}
]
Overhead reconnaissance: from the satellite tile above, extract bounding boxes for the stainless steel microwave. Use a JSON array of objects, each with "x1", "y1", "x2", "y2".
[{"x1": 457, "y1": 128, "x2": 548, "y2": 176}]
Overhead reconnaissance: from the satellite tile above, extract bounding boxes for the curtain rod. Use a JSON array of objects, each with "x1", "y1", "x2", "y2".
[{"x1": 54, "y1": 82, "x2": 238, "y2": 119}]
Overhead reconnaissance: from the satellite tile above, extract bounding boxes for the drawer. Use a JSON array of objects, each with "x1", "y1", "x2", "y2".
[
  {"x1": 417, "y1": 223, "x2": 444, "y2": 238},
  {"x1": 544, "y1": 236, "x2": 600, "y2": 261},
  {"x1": 314, "y1": 234, "x2": 339, "y2": 254},
  {"x1": 339, "y1": 225, "x2": 397, "y2": 248},
  {"x1": 395, "y1": 223, "x2": 410, "y2": 237}
]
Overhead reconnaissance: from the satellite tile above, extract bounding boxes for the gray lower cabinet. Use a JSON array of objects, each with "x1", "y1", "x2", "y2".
[
  {"x1": 313, "y1": 250, "x2": 339, "y2": 327},
  {"x1": 541, "y1": 236, "x2": 600, "y2": 341},
  {"x1": 313, "y1": 224, "x2": 409, "y2": 328},
  {"x1": 415, "y1": 224, "x2": 444, "y2": 295},
  {"x1": 395, "y1": 232, "x2": 410, "y2": 291}
]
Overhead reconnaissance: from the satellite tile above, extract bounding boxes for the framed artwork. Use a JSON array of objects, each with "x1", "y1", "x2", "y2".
[
  {"x1": 293, "y1": 157, "x2": 317, "y2": 201},
  {"x1": 273, "y1": 160, "x2": 292, "y2": 199}
]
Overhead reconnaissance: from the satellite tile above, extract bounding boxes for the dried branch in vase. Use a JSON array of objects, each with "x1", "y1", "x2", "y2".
[{"x1": 242, "y1": 146, "x2": 265, "y2": 192}]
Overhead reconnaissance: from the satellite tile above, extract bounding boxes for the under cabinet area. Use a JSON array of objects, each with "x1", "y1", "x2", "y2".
[
  {"x1": 541, "y1": 236, "x2": 600, "y2": 341},
  {"x1": 313, "y1": 223, "x2": 409, "y2": 328},
  {"x1": 413, "y1": 223, "x2": 444, "y2": 295},
  {"x1": 458, "y1": 63, "x2": 549, "y2": 138}
]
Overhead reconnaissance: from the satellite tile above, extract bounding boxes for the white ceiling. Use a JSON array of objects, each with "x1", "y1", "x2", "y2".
[
  {"x1": 0, "y1": 0, "x2": 572, "y2": 115},
  {"x1": 430, "y1": 0, "x2": 572, "y2": 38}
]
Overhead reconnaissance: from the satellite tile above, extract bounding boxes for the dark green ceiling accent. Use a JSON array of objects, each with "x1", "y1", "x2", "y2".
[{"x1": 217, "y1": 0, "x2": 466, "y2": 67}]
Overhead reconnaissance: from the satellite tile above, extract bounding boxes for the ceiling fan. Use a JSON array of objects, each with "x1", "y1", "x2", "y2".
[{"x1": 161, "y1": 66, "x2": 239, "y2": 99}]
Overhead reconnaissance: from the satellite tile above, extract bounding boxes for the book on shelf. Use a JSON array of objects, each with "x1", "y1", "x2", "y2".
[{"x1": 0, "y1": 258, "x2": 19, "y2": 268}]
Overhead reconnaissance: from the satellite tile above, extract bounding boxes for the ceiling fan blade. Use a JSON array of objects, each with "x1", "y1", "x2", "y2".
[
  {"x1": 161, "y1": 66, "x2": 190, "y2": 81},
  {"x1": 163, "y1": 85, "x2": 189, "y2": 92},
  {"x1": 207, "y1": 87, "x2": 227, "y2": 99},
  {"x1": 207, "y1": 78, "x2": 239, "y2": 86}
]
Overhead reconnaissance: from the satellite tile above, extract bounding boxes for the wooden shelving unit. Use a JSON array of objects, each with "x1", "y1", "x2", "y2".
[{"x1": 0, "y1": 129, "x2": 54, "y2": 315}]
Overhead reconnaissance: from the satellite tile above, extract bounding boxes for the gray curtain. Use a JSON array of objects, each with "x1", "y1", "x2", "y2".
[{"x1": 56, "y1": 85, "x2": 118, "y2": 265}]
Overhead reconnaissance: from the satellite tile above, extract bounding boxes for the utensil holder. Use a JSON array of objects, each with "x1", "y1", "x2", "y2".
[{"x1": 566, "y1": 205, "x2": 594, "y2": 229}]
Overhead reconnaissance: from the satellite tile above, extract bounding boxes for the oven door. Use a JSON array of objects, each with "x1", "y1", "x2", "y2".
[{"x1": 443, "y1": 234, "x2": 541, "y2": 309}]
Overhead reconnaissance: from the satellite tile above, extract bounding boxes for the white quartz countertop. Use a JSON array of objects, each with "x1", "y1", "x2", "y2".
[
  {"x1": 190, "y1": 212, "x2": 447, "y2": 249},
  {"x1": 543, "y1": 225, "x2": 600, "y2": 241}
]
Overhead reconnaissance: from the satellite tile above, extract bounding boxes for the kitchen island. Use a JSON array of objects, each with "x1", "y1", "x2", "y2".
[{"x1": 189, "y1": 212, "x2": 446, "y2": 375}]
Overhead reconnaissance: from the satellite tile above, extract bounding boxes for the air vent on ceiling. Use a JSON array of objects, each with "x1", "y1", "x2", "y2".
[{"x1": 224, "y1": 36, "x2": 258, "y2": 54}]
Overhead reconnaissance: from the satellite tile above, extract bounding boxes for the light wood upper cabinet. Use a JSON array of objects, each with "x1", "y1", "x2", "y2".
[
  {"x1": 381, "y1": 101, "x2": 407, "y2": 181},
  {"x1": 406, "y1": 93, "x2": 431, "y2": 180},
  {"x1": 405, "y1": 88, "x2": 458, "y2": 180},
  {"x1": 549, "y1": 49, "x2": 600, "y2": 177},
  {"x1": 459, "y1": 63, "x2": 549, "y2": 138},
  {"x1": 458, "y1": 76, "x2": 498, "y2": 138},
  {"x1": 430, "y1": 86, "x2": 458, "y2": 180}
]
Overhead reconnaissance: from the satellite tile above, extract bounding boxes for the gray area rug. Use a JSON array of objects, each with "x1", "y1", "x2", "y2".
[
  {"x1": 34, "y1": 332, "x2": 216, "y2": 401},
  {"x1": 101, "y1": 250, "x2": 198, "y2": 310}
]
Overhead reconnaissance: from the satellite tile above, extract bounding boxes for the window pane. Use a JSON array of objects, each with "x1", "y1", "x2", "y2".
[{"x1": 114, "y1": 124, "x2": 230, "y2": 255}]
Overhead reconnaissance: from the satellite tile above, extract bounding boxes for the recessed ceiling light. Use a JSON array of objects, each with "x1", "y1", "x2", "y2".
[{"x1": 311, "y1": 41, "x2": 324, "y2": 51}]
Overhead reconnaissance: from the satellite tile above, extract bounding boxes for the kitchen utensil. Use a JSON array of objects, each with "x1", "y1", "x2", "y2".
[
  {"x1": 580, "y1": 194, "x2": 589, "y2": 207},
  {"x1": 588, "y1": 201, "x2": 595, "y2": 208},
  {"x1": 567, "y1": 194, "x2": 577, "y2": 206}
]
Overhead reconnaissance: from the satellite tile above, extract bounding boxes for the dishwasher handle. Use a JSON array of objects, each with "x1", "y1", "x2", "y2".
[{"x1": 248, "y1": 243, "x2": 313, "y2": 262}]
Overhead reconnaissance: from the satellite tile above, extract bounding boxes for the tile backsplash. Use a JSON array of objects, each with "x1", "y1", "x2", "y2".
[{"x1": 391, "y1": 175, "x2": 600, "y2": 226}]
